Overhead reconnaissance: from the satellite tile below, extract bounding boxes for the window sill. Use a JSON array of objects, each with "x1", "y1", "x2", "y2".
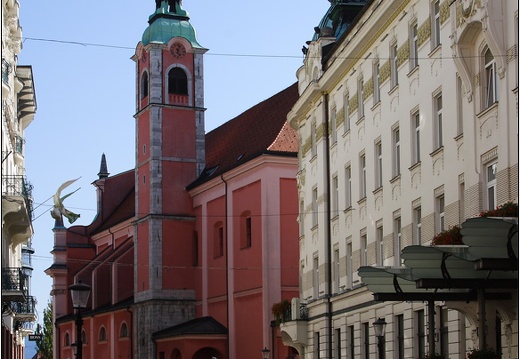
[
  {"x1": 372, "y1": 186, "x2": 383, "y2": 196},
  {"x1": 429, "y1": 146, "x2": 444, "y2": 157},
  {"x1": 357, "y1": 197, "x2": 367, "y2": 205},
  {"x1": 407, "y1": 65, "x2": 419, "y2": 78},
  {"x1": 477, "y1": 101, "x2": 499, "y2": 119},
  {"x1": 356, "y1": 116, "x2": 365, "y2": 126},
  {"x1": 454, "y1": 133, "x2": 463, "y2": 141},
  {"x1": 343, "y1": 206, "x2": 353, "y2": 214},
  {"x1": 389, "y1": 174, "x2": 401, "y2": 185},
  {"x1": 388, "y1": 84, "x2": 399, "y2": 95},
  {"x1": 429, "y1": 44, "x2": 442, "y2": 57},
  {"x1": 408, "y1": 161, "x2": 421, "y2": 172},
  {"x1": 371, "y1": 100, "x2": 381, "y2": 112}
]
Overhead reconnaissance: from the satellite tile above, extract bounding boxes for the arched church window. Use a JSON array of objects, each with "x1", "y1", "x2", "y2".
[
  {"x1": 168, "y1": 67, "x2": 188, "y2": 95},
  {"x1": 99, "y1": 326, "x2": 107, "y2": 342},
  {"x1": 141, "y1": 71, "x2": 149, "y2": 99},
  {"x1": 119, "y1": 322, "x2": 128, "y2": 338}
]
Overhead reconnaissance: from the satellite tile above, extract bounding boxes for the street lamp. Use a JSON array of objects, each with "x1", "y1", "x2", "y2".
[
  {"x1": 69, "y1": 281, "x2": 91, "y2": 359},
  {"x1": 373, "y1": 317, "x2": 387, "y2": 359},
  {"x1": 261, "y1": 347, "x2": 270, "y2": 359}
]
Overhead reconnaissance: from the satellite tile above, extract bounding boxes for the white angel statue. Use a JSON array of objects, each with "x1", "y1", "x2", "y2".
[{"x1": 50, "y1": 178, "x2": 81, "y2": 224}]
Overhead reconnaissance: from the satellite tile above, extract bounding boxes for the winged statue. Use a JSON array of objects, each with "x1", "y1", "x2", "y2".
[{"x1": 50, "y1": 178, "x2": 81, "y2": 224}]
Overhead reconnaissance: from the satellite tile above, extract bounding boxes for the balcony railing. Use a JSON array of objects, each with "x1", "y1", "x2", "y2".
[
  {"x1": 2, "y1": 268, "x2": 27, "y2": 303},
  {"x1": 2, "y1": 267, "x2": 27, "y2": 292},
  {"x1": 12, "y1": 296, "x2": 37, "y2": 319},
  {"x1": 2, "y1": 175, "x2": 34, "y2": 219}
]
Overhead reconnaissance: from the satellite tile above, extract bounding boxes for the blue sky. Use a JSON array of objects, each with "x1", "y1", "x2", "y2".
[{"x1": 17, "y1": 0, "x2": 330, "y2": 342}]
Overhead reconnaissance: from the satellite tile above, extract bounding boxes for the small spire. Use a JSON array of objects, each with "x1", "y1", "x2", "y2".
[{"x1": 98, "y1": 153, "x2": 109, "y2": 179}]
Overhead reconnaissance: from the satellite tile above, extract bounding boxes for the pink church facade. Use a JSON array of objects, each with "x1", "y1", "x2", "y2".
[{"x1": 46, "y1": 2, "x2": 300, "y2": 358}]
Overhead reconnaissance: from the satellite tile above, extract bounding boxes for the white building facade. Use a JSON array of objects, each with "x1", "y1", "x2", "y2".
[
  {"x1": 2, "y1": 0, "x2": 38, "y2": 357},
  {"x1": 282, "y1": 0, "x2": 518, "y2": 358}
]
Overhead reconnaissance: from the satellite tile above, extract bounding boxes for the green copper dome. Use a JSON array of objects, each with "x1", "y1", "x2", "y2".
[{"x1": 142, "y1": 1, "x2": 203, "y2": 48}]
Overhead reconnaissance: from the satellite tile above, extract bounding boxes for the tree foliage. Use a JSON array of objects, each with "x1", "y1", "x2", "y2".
[{"x1": 36, "y1": 300, "x2": 53, "y2": 359}]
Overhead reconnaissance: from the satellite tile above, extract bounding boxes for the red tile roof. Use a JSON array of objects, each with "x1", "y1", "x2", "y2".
[{"x1": 189, "y1": 82, "x2": 299, "y2": 188}]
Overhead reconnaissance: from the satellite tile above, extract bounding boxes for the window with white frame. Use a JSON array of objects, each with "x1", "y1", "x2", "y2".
[
  {"x1": 358, "y1": 77, "x2": 365, "y2": 119},
  {"x1": 313, "y1": 255, "x2": 319, "y2": 298},
  {"x1": 486, "y1": 162, "x2": 497, "y2": 211},
  {"x1": 410, "y1": 22, "x2": 419, "y2": 69},
  {"x1": 456, "y1": 75, "x2": 463, "y2": 135},
  {"x1": 459, "y1": 180, "x2": 465, "y2": 224},
  {"x1": 311, "y1": 120, "x2": 317, "y2": 157},
  {"x1": 413, "y1": 206, "x2": 422, "y2": 245},
  {"x1": 412, "y1": 111, "x2": 421, "y2": 164},
  {"x1": 344, "y1": 92, "x2": 351, "y2": 133},
  {"x1": 360, "y1": 231, "x2": 367, "y2": 266},
  {"x1": 332, "y1": 174, "x2": 339, "y2": 217},
  {"x1": 436, "y1": 194, "x2": 445, "y2": 234},
  {"x1": 299, "y1": 200, "x2": 305, "y2": 235},
  {"x1": 376, "y1": 223, "x2": 384, "y2": 266},
  {"x1": 345, "y1": 165, "x2": 352, "y2": 209},
  {"x1": 484, "y1": 47, "x2": 498, "y2": 108},
  {"x1": 331, "y1": 106, "x2": 337, "y2": 144},
  {"x1": 431, "y1": 0, "x2": 441, "y2": 49},
  {"x1": 375, "y1": 140, "x2": 383, "y2": 188},
  {"x1": 434, "y1": 92, "x2": 443, "y2": 149},
  {"x1": 360, "y1": 153, "x2": 367, "y2": 199},
  {"x1": 334, "y1": 247, "x2": 340, "y2": 293},
  {"x1": 391, "y1": 43, "x2": 399, "y2": 88},
  {"x1": 373, "y1": 61, "x2": 380, "y2": 105},
  {"x1": 346, "y1": 241, "x2": 353, "y2": 288},
  {"x1": 393, "y1": 127, "x2": 401, "y2": 177},
  {"x1": 312, "y1": 187, "x2": 318, "y2": 227},
  {"x1": 394, "y1": 216, "x2": 402, "y2": 265}
]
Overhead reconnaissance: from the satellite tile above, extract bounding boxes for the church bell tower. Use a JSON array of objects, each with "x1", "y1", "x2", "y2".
[{"x1": 132, "y1": 1, "x2": 206, "y2": 357}]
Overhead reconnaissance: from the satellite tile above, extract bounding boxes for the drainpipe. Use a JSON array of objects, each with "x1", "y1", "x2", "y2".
[
  {"x1": 322, "y1": 92, "x2": 333, "y2": 359},
  {"x1": 221, "y1": 175, "x2": 230, "y2": 358}
]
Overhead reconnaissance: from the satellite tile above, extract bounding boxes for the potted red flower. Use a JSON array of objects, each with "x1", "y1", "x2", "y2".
[
  {"x1": 272, "y1": 299, "x2": 291, "y2": 324},
  {"x1": 479, "y1": 201, "x2": 518, "y2": 218},
  {"x1": 432, "y1": 225, "x2": 463, "y2": 245}
]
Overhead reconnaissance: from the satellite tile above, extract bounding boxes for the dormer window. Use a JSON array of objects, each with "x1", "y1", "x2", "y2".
[{"x1": 168, "y1": 67, "x2": 188, "y2": 95}]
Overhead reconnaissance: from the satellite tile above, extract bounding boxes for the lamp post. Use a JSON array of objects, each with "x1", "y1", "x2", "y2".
[
  {"x1": 373, "y1": 317, "x2": 387, "y2": 359},
  {"x1": 261, "y1": 347, "x2": 270, "y2": 359},
  {"x1": 69, "y1": 281, "x2": 91, "y2": 359}
]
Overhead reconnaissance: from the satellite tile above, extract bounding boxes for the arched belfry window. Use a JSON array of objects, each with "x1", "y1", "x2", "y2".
[
  {"x1": 141, "y1": 71, "x2": 149, "y2": 100},
  {"x1": 168, "y1": 67, "x2": 188, "y2": 95}
]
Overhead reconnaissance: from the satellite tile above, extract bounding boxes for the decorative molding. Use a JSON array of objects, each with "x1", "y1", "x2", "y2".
[
  {"x1": 434, "y1": 185, "x2": 445, "y2": 198},
  {"x1": 481, "y1": 146, "x2": 498, "y2": 164},
  {"x1": 418, "y1": 19, "x2": 431, "y2": 47}
]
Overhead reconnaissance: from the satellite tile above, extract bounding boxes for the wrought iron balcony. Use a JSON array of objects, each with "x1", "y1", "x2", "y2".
[
  {"x1": 2, "y1": 175, "x2": 34, "y2": 220},
  {"x1": 2, "y1": 267, "x2": 27, "y2": 302},
  {"x1": 279, "y1": 299, "x2": 309, "y2": 353},
  {"x1": 12, "y1": 295, "x2": 37, "y2": 320}
]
